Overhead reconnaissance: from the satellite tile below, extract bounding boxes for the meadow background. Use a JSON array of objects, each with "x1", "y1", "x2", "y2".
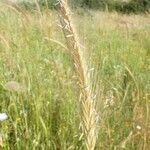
[{"x1": 0, "y1": 0, "x2": 150, "y2": 149}]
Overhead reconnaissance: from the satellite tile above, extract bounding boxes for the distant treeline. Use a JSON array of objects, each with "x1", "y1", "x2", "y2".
[
  {"x1": 17, "y1": 0, "x2": 150, "y2": 13},
  {"x1": 71, "y1": 0, "x2": 150, "y2": 13}
]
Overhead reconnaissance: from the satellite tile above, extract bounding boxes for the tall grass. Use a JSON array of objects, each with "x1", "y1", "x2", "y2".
[
  {"x1": 0, "y1": 1, "x2": 150, "y2": 150},
  {"x1": 57, "y1": 1, "x2": 98, "y2": 149}
]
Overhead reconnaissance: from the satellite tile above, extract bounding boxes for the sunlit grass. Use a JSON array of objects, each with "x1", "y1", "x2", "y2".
[{"x1": 0, "y1": 3, "x2": 150, "y2": 150}]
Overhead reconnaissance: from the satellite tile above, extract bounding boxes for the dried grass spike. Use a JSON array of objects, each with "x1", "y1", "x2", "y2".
[{"x1": 57, "y1": 1, "x2": 98, "y2": 149}]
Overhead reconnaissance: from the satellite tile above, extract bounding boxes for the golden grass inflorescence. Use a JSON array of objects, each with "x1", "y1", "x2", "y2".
[{"x1": 56, "y1": 0, "x2": 98, "y2": 149}]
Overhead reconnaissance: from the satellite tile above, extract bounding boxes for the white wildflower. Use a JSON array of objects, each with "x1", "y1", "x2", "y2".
[
  {"x1": 0, "y1": 113, "x2": 8, "y2": 122},
  {"x1": 136, "y1": 125, "x2": 142, "y2": 130}
]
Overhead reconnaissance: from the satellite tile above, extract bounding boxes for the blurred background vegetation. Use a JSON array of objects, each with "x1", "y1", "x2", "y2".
[
  {"x1": 1, "y1": 0, "x2": 150, "y2": 149},
  {"x1": 16, "y1": 0, "x2": 150, "y2": 13}
]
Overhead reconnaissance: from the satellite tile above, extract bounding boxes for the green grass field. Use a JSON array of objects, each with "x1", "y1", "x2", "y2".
[{"x1": 0, "y1": 2, "x2": 150, "y2": 150}]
